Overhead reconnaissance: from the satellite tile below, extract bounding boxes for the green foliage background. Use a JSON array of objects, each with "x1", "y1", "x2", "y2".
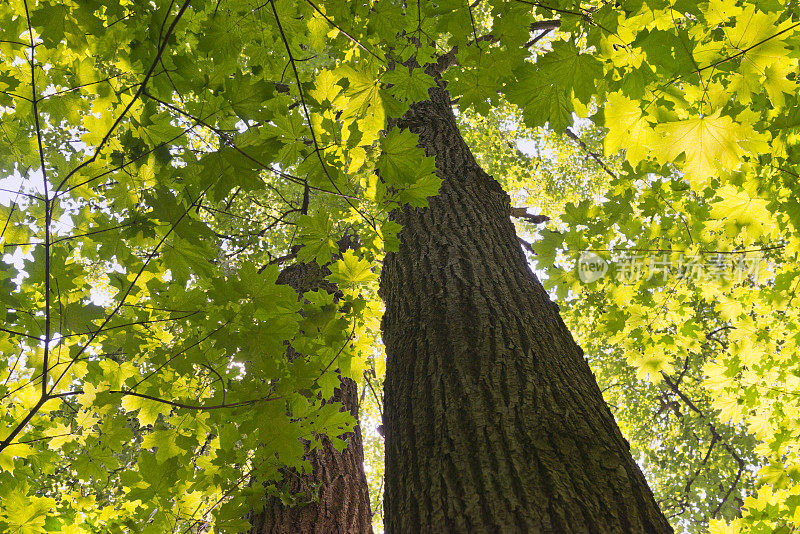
[{"x1": 1, "y1": 0, "x2": 800, "y2": 532}]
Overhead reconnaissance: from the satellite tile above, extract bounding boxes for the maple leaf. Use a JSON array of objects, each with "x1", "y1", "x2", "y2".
[
  {"x1": 710, "y1": 184, "x2": 775, "y2": 240},
  {"x1": 603, "y1": 91, "x2": 657, "y2": 164},
  {"x1": 328, "y1": 250, "x2": 377, "y2": 286},
  {"x1": 656, "y1": 110, "x2": 747, "y2": 185}
]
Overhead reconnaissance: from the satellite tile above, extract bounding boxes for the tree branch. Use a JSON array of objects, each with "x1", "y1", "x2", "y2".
[{"x1": 511, "y1": 207, "x2": 549, "y2": 224}]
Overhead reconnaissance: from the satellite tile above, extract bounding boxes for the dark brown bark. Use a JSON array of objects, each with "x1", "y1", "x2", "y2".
[
  {"x1": 249, "y1": 260, "x2": 373, "y2": 534},
  {"x1": 379, "y1": 84, "x2": 673, "y2": 533}
]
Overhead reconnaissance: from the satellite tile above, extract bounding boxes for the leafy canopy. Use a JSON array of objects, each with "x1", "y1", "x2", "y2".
[{"x1": 2, "y1": 0, "x2": 800, "y2": 533}]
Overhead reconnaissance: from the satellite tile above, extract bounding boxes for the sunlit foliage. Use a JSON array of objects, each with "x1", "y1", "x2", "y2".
[{"x1": 2, "y1": 0, "x2": 800, "y2": 533}]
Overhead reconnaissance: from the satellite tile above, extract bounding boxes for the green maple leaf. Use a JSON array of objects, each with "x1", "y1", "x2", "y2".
[
  {"x1": 297, "y1": 212, "x2": 337, "y2": 265},
  {"x1": 726, "y1": 5, "x2": 796, "y2": 75},
  {"x1": 121, "y1": 394, "x2": 172, "y2": 426},
  {"x1": 655, "y1": 109, "x2": 748, "y2": 186},
  {"x1": 506, "y1": 41, "x2": 602, "y2": 131},
  {"x1": 602, "y1": 91, "x2": 659, "y2": 164},
  {"x1": 328, "y1": 250, "x2": 377, "y2": 285},
  {"x1": 383, "y1": 68, "x2": 435, "y2": 103},
  {"x1": 394, "y1": 174, "x2": 442, "y2": 208},
  {"x1": 376, "y1": 129, "x2": 440, "y2": 206},
  {"x1": 337, "y1": 65, "x2": 382, "y2": 117},
  {"x1": 380, "y1": 220, "x2": 403, "y2": 252},
  {"x1": 378, "y1": 129, "x2": 425, "y2": 184},
  {"x1": 507, "y1": 62, "x2": 573, "y2": 132},
  {"x1": 545, "y1": 41, "x2": 604, "y2": 105},
  {"x1": 1, "y1": 489, "x2": 55, "y2": 534}
]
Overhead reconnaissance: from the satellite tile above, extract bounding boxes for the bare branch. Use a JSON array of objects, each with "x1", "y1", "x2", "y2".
[{"x1": 511, "y1": 207, "x2": 549, "y2": 224}]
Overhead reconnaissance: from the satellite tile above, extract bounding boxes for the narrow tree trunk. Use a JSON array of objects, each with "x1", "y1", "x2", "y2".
[
  {"x1": 248, "y1": 377, "x2": 373, "y2": 533},
  {"x1": 379, "y1": 84, "x2": 673, "y2": 532},
  {"x1": 249, "y1": 260, "x2": 373, "y2": 534}
]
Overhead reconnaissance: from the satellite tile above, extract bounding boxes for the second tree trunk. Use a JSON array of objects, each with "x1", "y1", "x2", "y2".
[{"x1": 249, "y1": 259, "x2": 373, "y2": 534}]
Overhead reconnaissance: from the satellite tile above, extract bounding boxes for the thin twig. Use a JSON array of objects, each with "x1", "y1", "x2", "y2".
[{"x1": 270, "y1": 0, "x2": 377, "y2": 231}]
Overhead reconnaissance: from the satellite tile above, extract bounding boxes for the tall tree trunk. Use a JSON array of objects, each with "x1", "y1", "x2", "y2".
[
  {"x1": 379, "y1": 83, "x2": 673, "y2": 532},
  {"x1": 249, "y1": 259, "x2": 373, "y2": 534}
]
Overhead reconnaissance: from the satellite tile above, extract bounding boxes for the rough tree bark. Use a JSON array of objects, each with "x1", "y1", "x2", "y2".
[
  {"x1": 379, "y1": 80, "x2": 673, "y2": 532},
  {"x1": 249, "y1": 258, "x2": 373, "y2": 534}
]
